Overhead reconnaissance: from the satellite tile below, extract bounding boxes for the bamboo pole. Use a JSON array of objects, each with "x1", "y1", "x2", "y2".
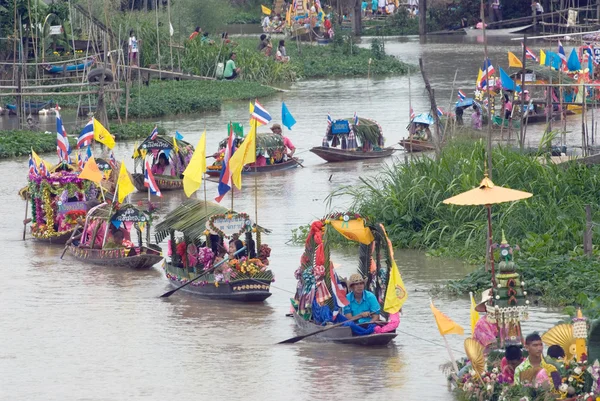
[
  {"x1": 0, "y1": 89, "x2": 123, "y2": 97},
  {"x1": 519, "y1": 36, "x2": 527, "y2": 149},
  {"x1": 442, "y1": 69, "x2": 458, "y2": 140},
  {"x1": 155, "y1": 0, "x2": 162, "y2": 79},
  {"x1": 167, "y1": 0, "x2": 174, "y2": 70},
  {"x1": 480, "y1": 0, "x2": 493, "y2": 180}
]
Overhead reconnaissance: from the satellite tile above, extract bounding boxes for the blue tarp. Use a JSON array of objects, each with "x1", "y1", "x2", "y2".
[{"x1": 411, "y1": 113, "x2": 434, "y2": 125}]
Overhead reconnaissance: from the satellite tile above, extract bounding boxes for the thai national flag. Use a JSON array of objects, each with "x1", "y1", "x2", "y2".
[
  {"x1": 522, "y1": 44, "x2": 539, "y2": 62},
  {"x1": 457, "y1": 90, "x2": 466, "y2": 101},
  {"x1": 584, "y1": 44, "x2": 598, "y2": 65},
  {"x1": 353, "y1": 112, "x2": 359, "y2": 126},
  {"x1": 327, "y1": 113, "x2": 333, "y2": 126},
  {"x1": 56, "y1": 109, "x2": 71, "y2": 163},
  {"x1": 77, "y1": 152, "x2": 84, "y2": 170},
  {"x1": 558, "y1": 41, "x2": 567, "y2": 63},
  {"x1": 410, "y1": 107, "x2": 416, "y2": 120},
  {"x1": 77, "y1": 119, "x2": 94, "y2": 149},
  {"x1": 39, "y1": 161, "x2": 50, "y2": 177},
  {"x1": 481, "y1": 58, "x2": 495, "y2": 83},
  {"x1": 251, "y1": 100, "x2": 272, "y2": 125},
  {"x1": 144, "y1": 160, "x2": 162, "y2": 197},
  {"x1": 437, "y1": 107, "x2": 444, "y2": 117},
  {"x1": 28, "y1": 154, "x2": 38, "y2": 176},
  {"x1": 329, "y1": 263, "x2": 349, "y2": 310},
  {"x1": 215, "y1": 128, "x2": 236, "y2": 203},
  {"x1": 149, "y1": 126, "x2": 159, "y2": 141},
  {"x1": 109, "y1": 151, "x2": 116, "y2": 168}
]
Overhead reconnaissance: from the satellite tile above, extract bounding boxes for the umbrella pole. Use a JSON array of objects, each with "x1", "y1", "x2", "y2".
[{"x1": 487, "y1": 204, "x2": 495, "y2": 286}]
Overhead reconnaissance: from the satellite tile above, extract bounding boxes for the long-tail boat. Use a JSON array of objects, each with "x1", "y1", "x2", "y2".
[
  {"x1": 400, "y1": 113, "x2": 436, "y2": 152},
  {"x1": 310, "y1": 117, "x2": 395, "y2": 162},
  {"x1": 291, "y1": 212, "x2": 406, "y2": 346},
  {"x1": 66, "y1": 202, "x2": 163, "y2": 269},
  {"x1": 155, "y1": 200, "x2": 274, "y2": 302},
  {"x1": 131, "y1": 135, "x2": 194, "y2": 192}
]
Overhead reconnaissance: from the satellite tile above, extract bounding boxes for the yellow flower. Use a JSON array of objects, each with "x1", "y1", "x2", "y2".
[{"x1": 214, "y1": 282, "x2": 219, "y2": 287}]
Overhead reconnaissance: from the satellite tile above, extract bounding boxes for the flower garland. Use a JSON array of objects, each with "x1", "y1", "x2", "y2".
[
  {"x1": 207, "y1": 212, "x2": 251, "y2": 239},
  {"x1": 322, "y1": 211, "x2": 364, "y2": 224}
]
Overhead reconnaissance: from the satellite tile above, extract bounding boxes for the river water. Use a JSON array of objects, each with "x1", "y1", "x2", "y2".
[{"x1": 1, "y1": 35, "x2": 568, "y2": 401}]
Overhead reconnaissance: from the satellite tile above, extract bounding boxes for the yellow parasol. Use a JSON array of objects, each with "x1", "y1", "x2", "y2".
[{"x1": 443, "y1": 174, "x2": 532, "y2": 282}]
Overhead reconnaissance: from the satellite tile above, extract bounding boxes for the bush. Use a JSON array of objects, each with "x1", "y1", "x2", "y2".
[{"x1": 0, "y1": 131, "x2": 76, "y2": 158}]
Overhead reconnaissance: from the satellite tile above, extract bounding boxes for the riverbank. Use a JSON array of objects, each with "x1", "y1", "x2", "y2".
[
  {"x1": 0, "y1": 122, "x2": 163, "y2": 159},
  {"x1": 334, "y1": 139, "x2": 600, "y2": 306}
]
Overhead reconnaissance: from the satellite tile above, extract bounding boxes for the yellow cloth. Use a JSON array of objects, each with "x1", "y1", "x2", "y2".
[
  {"x1": 261, "y1": 5, "x2": 271, "y2": 15},
  {"x1": 508, "y1": 51, "x2": 523, "y2": 68},
  {"x1": 116, "y1": 162, "x2": 135, "y2": 203},
  {"x1": 132, "y1": 142, "x2": 140, "y2": 159},
  {"x1": 329, "y1": 218, "x2": 374, "y2": 245},
  {"x1": 78, "y1": 156, "x2": 103, "y2": 184},
  {"x1": 431, "y1": 301, "x2": 464, "y2": 336},
  {"x1": 182, "y1": 131, "x2": 207, "y2": 197},
  {"x1": 31, "y1": 149, "x2": 50, "y2": 171},
  {"x1": 470, "y1": 292, "x2": 479, "y2": 334},
  {"x1": 476, "y1": 69, "x2": 484, "y2": 88},
  {"x1": 540, "y1": 49, "x2": 546, "y2": 66},
  {"x1": 173, "y1": 137, "x2": 179, "y2": 154},
  {"x1": 93, "y1": 118, "x2": 115, "y2": 149},
  {"x1": 380, "y1": 225, "x2": 407, "y2": 313},
  {"x1": 229, "y1": 121, "x2": 257, "y2": 190}
]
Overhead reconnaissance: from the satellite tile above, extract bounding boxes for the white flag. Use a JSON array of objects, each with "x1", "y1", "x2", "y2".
[{"x1": 169, "y1": 22, "x2": 174, "y2": 37}]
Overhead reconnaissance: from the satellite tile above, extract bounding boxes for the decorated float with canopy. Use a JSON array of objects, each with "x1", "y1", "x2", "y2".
[
  {"x1": 22, "y1": 160, "x2": 99, "y2": 243},
  {"x1": 206, "y1": 130, "x2": 301, "y2": 177},
  {"x1": 310, "y1": 117, "x2": 395, "y2": 162},
  {"x1": 155, "y1": 199, "x2": 274, "y2": 302},
  {"x1": 131, "y1": 135, "x2": 194, "y2": 192},
  {"x1": 290, "y1": 212, "x2": 406, "y2": 346},
  {"x1": 66, "y1": 202, "x2": 163, "y2": 269}
]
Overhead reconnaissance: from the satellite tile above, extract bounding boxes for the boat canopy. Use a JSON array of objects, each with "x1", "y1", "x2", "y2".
[
  {"x1": 325, "y1": 117, "x2": 384, "y2": 146},
  {"x1": 133, "y1": 135, "x2": 194, "y2": 174},
  {"x1": 219, "y1": 132, "x2": 286, "y2": 157},
  {"x1": 411, "y1": 113, "x2": 435, "y2": 125}
]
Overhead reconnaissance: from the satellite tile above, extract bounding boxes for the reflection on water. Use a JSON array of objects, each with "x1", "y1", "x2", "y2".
[{"x1": 0, "y1": 35, "x2": 568, "y2": 401}]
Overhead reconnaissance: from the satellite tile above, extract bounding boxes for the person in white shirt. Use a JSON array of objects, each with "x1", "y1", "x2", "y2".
[{"x1": 128, "y1": 30, "x2": 139, "y2": 66}]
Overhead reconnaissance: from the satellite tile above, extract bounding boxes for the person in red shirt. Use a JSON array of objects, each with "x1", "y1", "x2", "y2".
[
  {"x1": 189, "y1": 27, "x2": 201, "y2": 40},
  {"x1": 324, "y1": 16, "x2": 332, "y2": 31}
]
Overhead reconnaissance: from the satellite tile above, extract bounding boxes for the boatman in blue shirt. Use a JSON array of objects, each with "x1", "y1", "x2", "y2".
[{"x1": 343, "y1": 274, "x2": 380, "y2": 324}]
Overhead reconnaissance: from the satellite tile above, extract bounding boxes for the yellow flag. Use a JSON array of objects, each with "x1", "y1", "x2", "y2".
[
  {"x1": 173, "y1": 137, "x2": 179, "y2": 154},
  {"x1": 286, "y1": 4, "x2": 292, "y2": 25},
  {"x1": 508, "y1": 51, "x2": 523, "y2": 68},
  {"x1": 476, "y1": 69, "x2": 483, "y2": 88},
  {"x1": 261, "y1": 4, "x2": 271, "y2": 15},
  {"x1": 431, "y1": 301, "x2": 464, "y2": 336},
  {"x1": 93, "y1": 118, "x2": 116, "y2": 149},
  {"x1": 116, "y1": 162, "x2": 135, "y2": 203},
  {"x1": 540, "y1": 49, "x2": 546, "y2": 66},
  {"x1": 132, "y1": 142, "x2": 140, "y2": 159},
  {"x1": 379, "y1": 224, "x2": 407, "y2": 313},
  {"x1": 78, "y1": 156, "x2": 103, "y2": 184},
  {"x1": 470, "y1": 292, "x2": 479, "y2": 334},
  {"x1": 249, "y1": 101, "x2": 254, "y2": 115},
  {"x1": 229, "y1": 121, "x2": 257, "y2": 189},
  {"x1": 182, "y1": 131, "x2": 207, "y2": 197},
  {"x1": 329, "y1": 219, "x2": 375, "y2": 245},
  {"x1": 31, "y1": 149, "x2": 50, "y2": 172}
]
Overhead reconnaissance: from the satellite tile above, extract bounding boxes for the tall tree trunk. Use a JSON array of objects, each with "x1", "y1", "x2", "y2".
[
  {"x1": 352, "y1": 0, "x2": 362, "y2": 35},
  {"x1": 419, "y1": 0, "x2": 427, "y2": 36}
]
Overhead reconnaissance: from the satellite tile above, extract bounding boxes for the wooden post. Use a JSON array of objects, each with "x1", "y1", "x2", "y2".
[
  {"x1": 419, "y1": 0, "x2": 427, "y2": 36},
  {"x1": 480, "y1": 0, "x2": 493, "y2": 179},
  {"x1": 519, "y1": 36, "x2": 527, "y2": 149},
  {"x1": 584, "y1": 204, "x2": 592, "y2": 255},
  {"x1": 532, "y1": 1, "x2": 538, "y2": 32},
  {"x1": 419, "y1": 58, "x2": 441, "y2": 158}
]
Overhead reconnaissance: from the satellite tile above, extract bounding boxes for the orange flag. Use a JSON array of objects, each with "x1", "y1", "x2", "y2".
[
  {"x1": 78, "y1": 157, "x2": 103, "y2": 184},
  {"x1": 431, "y1": 301, "x2": 464, "y2": 336}
]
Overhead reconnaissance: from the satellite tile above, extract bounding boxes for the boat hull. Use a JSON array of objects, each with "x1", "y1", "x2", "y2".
[
  {"x1": 398, "y1": 139, "x2": 435, "y2": 152},
  {"x1": 292, "y1": 312, "x2": 397, "y2": 346},
  {"x1": 7, "y1": 101, "x2": 52, "y2": 115},
  {"x1": 206, "y1": 158, "x2": 302, "y2": 177},
  {"x1": 164, "y1": 262, "x2": 272, "y2": 302},
  {"x1": 68, "y1": 245, "x2": 163, "y2": 269},
  {"x1": 132, "y1": 173, "x2": 184, "y2": 192},
  {"x1": 31, "y1": 228, "x2": 75, "y2": 244},
  {"x1": 464, "y1": 24, "x2": 533, "y2": 36},
  {"x1": 309, "y1": 147, "x2": 395, "y2": 162}
]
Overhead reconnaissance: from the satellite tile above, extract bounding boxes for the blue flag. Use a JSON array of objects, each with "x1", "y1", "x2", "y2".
[
  {"x1": 175, "y1": 131, "x2": 184, "y2": 140},
  {"x1": 499, "y1": 67, "x2": 516, "y2": 91},
  {"x1": 281, "y1": 102, "x2": 296, "y2": 130},
  {"x1": 567, "y1": 48, "x2": 581, "y2": 72}
]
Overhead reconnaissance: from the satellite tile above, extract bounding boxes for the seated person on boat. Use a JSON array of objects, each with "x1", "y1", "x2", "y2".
[
  {"x1": 410, "y1": 123, "x2": 431, "y2": 141},
  {"x1": 270, "y1": 123, "x2": 295, "y2": 159},
  {"x1": 514, "y1": 333, "x2": 561, "y2": 388},
  {"x1": 151, "y1": 152, "x2": 175, "y2": 176},
  {"x1": 228, "y1": 233, "x2": 247, "y2": 259},
  {"x1": 342, "y1": 274, "x2": 380, "y2": 324}
]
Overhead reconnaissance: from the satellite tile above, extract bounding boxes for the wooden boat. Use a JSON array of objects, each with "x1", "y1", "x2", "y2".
[
  {"x1": 398, "y1": 139, "x2": 435, "y2": 152},
  {"x1": 316, "y1": 116, "x2": 390, "y2": 161},
  {"x1": 310, "y1": 146, "x2": 394, "y2": 162},
  {"x1": 42, "y1": 57, "x2": 95, "y2": 74},
  {"x1": 292, "y1": 312, "x2": 397, "y2": 345},
  {"x1": 131, "y1": 134, "x2": 194, "y2": 192},
  {"x1": 291, "y1": 213, "x2": 407, "y2": 346},
  {"x1": 66, "y1": 203, "x2": 163, "y2": 269},
  {"x1": 155, "y1": 199, "x2": 275, "y2": 302},
  {"x1": 6, "y1": 100, "x2": 52, "y2": 115},
  {"x1": 68, "y1": 244, "x2": 163, "y2": 269},
  {"x1": 464, "y1": 24, "x2": 533, "y2": 36},
  {"x1": 206, "y1": 157, "x2": 302, "y2": 177},
  {"x1": 207, "y1": 131, "x2": 301, "y2": 177}
]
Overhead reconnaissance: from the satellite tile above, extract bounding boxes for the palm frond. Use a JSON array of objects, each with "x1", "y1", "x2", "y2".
[{"x1": 154, "y1": 199, "x2": 228, "y2": 243}]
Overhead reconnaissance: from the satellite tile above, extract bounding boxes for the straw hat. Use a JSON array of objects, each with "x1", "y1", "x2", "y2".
[
  {"x1": 475, "y1": 288, "x2": 493, "y2": 312},
  {"x1": 270, "y1": 123, "x2": 282, "y2": 131},
  {"x1": 348, "y1": 273, "x2": 366, "y2": 287}
]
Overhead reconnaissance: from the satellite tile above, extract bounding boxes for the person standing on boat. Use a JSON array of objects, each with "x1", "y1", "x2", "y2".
[
  {"x1": 342, "y1": 274, "x2": 380, "y2": 324},
  {"x1": 128, "y1": 30, "x2": 139, "y2": 67},
  {"x1": 271, "y1": 123, "x2": 296, "y2": 158}
]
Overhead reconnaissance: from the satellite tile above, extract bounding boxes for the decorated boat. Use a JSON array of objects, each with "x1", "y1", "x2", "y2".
[
  {"x1": 22, "y1": 160, "x2": 99, "y2": 243},
  {"x1": 310, "y1": 117, "x2": 394, "y2": 162},
  {"x1": 131, "y1": 134, "x2": 194, "y2": 192},
  {"x1": 66, "y1": 202, "x2": 163, "y2": 269},
  {"x1": 206, "y1": 131, "x2": 302, "y2": 177},
  {"x1": 290, "y1": 212, "x2": 407, "y2": 346},
  {"x1": 155, "y1": 199, "x2": 274, "y2": 301},
  {"x1": 400, "y1": 113, "x2": 436, "y2": 152}
]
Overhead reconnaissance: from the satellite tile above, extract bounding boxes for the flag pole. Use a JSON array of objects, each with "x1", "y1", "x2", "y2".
[
  {"x1": 254, "y1": 118, "x2": 258, "y2": 225},
  {"x1": 102, "y1": 180, "x2": 119, "y2": 248},
  {"x1": 442, "y1": 334, "x2": 460, "y2": 376},
  {"x1": 408, "y1": 66, "x2": 414, "y2": 157}
]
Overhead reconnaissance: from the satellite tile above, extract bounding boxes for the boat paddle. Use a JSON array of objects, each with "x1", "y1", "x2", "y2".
[
  {"x1": 59, "y1": 225, "x2": 82, "y2": 260},
  {"x1": 277, "y1": 313, "x2": 371, "y2": 344},
  {"x1": 159, "y1": 246, "x2": 246, "y2": 298},
  {"x1": 22, "y1": 195, "x2": 29, "y2": 241},
  {"x1": 290, "y1": 157, "x2": 304, "y2": 168}
]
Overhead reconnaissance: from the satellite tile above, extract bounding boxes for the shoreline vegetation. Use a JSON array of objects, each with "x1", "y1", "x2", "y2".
[{"x1": 321, "y1": 139, "x2": 600, "y2": 308}]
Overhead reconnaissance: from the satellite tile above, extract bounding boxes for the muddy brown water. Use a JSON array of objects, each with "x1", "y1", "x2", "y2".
[{"x1": 1, "y1": 35, "x2": 567, "y2": 400}]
